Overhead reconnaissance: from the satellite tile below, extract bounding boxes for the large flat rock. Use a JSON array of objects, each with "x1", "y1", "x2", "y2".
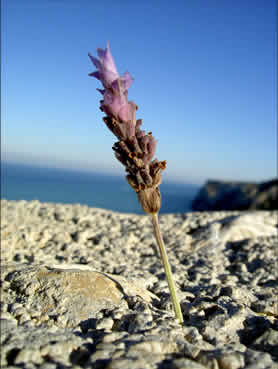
[{"x1": 2, "y1": 264, "x2": 158, "y2": 329}]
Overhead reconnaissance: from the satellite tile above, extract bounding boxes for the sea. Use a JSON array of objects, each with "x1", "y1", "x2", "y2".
[{"x1": 1, "y1": 162, "x2": 201, "y2": 214}]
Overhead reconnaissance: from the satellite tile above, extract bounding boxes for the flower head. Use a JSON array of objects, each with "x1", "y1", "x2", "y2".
[
  {"x1": 88, "y1": 42, "x2": 118, "y2": 88},
  {"x1": 89, "y1": 43, "x2": 136, "y2": 126}
]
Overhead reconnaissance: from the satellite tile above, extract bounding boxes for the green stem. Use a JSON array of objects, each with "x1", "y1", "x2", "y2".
[{"x1": 151, "y1": 213, "x2": 184, "y2": 324}]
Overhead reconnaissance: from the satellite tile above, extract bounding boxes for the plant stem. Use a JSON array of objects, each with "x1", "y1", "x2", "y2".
[{"x1": 151, "y1": 213, "x2": 184, "y2": 324}]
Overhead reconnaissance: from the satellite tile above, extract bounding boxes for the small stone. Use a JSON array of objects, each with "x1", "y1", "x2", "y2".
[
  {"x1": 90, "y1": 349, "x2": 114, "y2": 361},
  {"x1": 252, "y1": 329, "x2": 278, "y2": 359},
  {"x1": 1, "y1": 312, "x2": 15, "y2": 320},
  {"x1": 111, "y1": 309, "x2": 125, "y2": 320},
  {"x1": 183, "y1": 327, "x2": 203, "y2": 344},
  {"x1": 196, "y1": 352, "x2": 220, "y2": 369},
  {"x1": 127, "y1": 313, "x2": 153, "y2": 333},
  {"x1": 172, "y1": 358, "x2": 207, "y2": 369},
  {"x1": 182, "y1": 341, "x2": 201, "y2": 359},
  {"x1": 95, "y1": 317, "x2": 114, "y2": 330},
  {"x1": 95, "y1": 343, "x2": 118, "y2": 351},
  {"x1": 0, "y1": 302, "x2": 8, "y2": 313},
  {"x1": 244, "y1": 349, "x2": 274, "y2": 368},
  {"x1": 11, "y1": 307, "x2": 26, "y2": 318},
  {"x1": 15, "y1": 348, "x2": 43, "y2": 365},
  {"x1": 102, "y1": 332, "x2": 128, "y2": 343},
  {"x1": 9, "y1": 303, "x2": 23, "y2": 313},
  {"x1": 128, "y1": 340, "x2": 177, "y2": 355},
  {"x1": 29, "y1": 310, "x2": 40, "y2": 318},
  {"x1": 218, "y1": 353, "x2": 245, "y2": 369},
  {"x1": 39, "y1": 363, "x2": 58, "y2": 369},
  {"x1": 18, "y1": 314, "x2": 31, "y2": 324},
  {"x1": 111, "y1": 349, "x2": 126, "y2": 359}
]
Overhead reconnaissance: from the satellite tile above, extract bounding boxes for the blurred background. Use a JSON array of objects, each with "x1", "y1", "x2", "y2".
[{"x1": 1, "y1": 0, "x2": 277, "y2": 213}]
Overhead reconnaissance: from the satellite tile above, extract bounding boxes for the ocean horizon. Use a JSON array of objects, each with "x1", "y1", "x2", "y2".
[{"x1": 1, "y1": 161, "x2": 201, "y2": 214}]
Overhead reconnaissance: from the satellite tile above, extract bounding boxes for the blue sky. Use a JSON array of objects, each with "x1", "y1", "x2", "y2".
[{"x1": 2, "y1": 0, "x2": 276, "y2": 184}]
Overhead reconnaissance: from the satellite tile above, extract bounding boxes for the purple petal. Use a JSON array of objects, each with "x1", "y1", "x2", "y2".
[
  {"x1": 88, "y1": 53, "x2": 101, "y2": 70},
  {"x1": 96, "y1": 47, "x2": 106, "y2": 59},
  {"x1": 101, "y1": 69, "x2": 119, "y2": 87},
  {"x1": 102, "y1": 89, "x2": 128, "y2": 120},
  {"x1": 103, "y1": 90, "x2": 114, "y2": 105},
  {"x1": 97, "y1": 42, "x2": 118, "y2": 77},
  {"x1": 120, "y1": 71, "x2": 134, "y2": 91},
  {"x1": 111, "y1": 79, "x2": 129, "y2": 100},
  {"x1": 118, "y1": 103, "x2": 131, "y2": 123},
  {"x1": 118, "y1": 101, "x2": 137, "y2": 125},
  {"x1": 89, "y1": 71, "x2": 100, "y2": 79},
  {"x1": 111, "y1": 79, "x2": 122, "y2": 94},
  {"x1": 88, "y1": 44, "x2": 119, "y2": 88}
]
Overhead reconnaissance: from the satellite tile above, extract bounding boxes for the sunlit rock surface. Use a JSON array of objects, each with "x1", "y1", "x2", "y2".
[{"x1": 1, "y1": 199, "x2": 277, "y2": 368}]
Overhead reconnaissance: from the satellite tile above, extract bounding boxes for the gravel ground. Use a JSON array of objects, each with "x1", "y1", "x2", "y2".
[{"x1": 1, "y1": 199, "x2": 278, "y2": 369}]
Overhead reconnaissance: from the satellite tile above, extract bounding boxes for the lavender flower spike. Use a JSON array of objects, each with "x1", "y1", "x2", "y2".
[
  {"x1": 89, "y1": 43, "x2": 184, "y2": 324},
  {"x1": 88, "y1": 42, "x2": 165, "y2": 213}
]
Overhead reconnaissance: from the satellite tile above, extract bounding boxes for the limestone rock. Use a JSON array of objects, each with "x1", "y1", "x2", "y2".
[
  {"x1": 1, "y1": 200, "x2": 277, "y2": 369},
  {"x1": 4, "y1": 264, "x2": 158, "y2": 328},
  {"x1": 187, "y1": 212, "x2": 277, "y2": 252}
]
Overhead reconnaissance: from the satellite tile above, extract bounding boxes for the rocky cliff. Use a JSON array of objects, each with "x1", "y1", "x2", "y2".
[{"x1": 192, "y1": 178, "x2": 278, "y2": 211}]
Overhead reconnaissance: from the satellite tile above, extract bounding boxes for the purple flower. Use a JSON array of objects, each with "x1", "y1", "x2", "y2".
[
  {"x1": 89, "y1": 43, "x2": 167, "y2": 214},
  {"x1": 89, "y1": 43, "x2": 136, "y2": 126}
]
